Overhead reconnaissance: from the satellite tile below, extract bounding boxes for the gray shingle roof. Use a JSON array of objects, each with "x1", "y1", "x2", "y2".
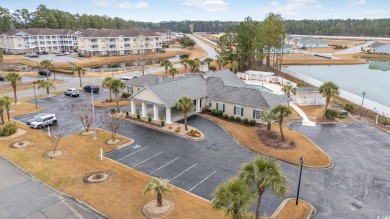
[
  {"x1": 2, "y1": 28, "x2": 76, "y2": 36},
  {"x1": 148, "y1": 75, "x2": 207, "y2": 107},
  {"x1": 78, "y1": 29, "x2": 161, "y2": 38},
  {"x1": 296, "y1": 87, "x2": 319, "y2": 93},
  {"x1": 206, "y1": 77, "x2": 239, "y2": 97},
  {"x1": 204, "y1": 70, "x2": 246, "y2": 87},
  {"x1": 213, "y1": 87, "x2": 289, "y2": 109},
  {"x1": 126, "y1": 75, "x2": 171, "y2": 86},
  {"x1": 300, "y1": 37, "x2": 328, "y2": 45}
]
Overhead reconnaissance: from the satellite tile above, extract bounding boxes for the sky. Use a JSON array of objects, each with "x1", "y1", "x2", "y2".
[{"x1": 2, "y1": 0, "x2": 390, "y2": 22}]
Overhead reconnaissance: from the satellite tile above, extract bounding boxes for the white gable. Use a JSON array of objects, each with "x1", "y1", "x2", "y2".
[
  {"x1": 13, "y1": 31, "x2": 31, "y2": 37},
  {"x1": 131, "y1": 87, "x2": 164, "y2": 105}
]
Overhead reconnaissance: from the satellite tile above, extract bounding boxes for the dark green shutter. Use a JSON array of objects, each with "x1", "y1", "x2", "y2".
[
  {"x1": 241, "y1": 108, "x2": 244, "y2": 116},
  {"x1": 253, "y1": 110, "x2": 255, "y2": 119},
  {"x1": 234, "y1": 106, "x2": 236, "y2": 115},
  {"x1": 216, "y1": 103, "x2": 219, "y2": 110},
  {"x1": 223, "y1": 104, "x2": 225, "y2": 112}
]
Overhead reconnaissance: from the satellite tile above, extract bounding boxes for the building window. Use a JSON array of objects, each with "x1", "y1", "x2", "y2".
[
  {"x1": 216, "y1": 102, "x2": 224, "y2": 112},
  {"x1": 253, "y1": 110, "x2": 263, "y2": 120},
  {"x1": 208, "y1": 99, "x2": 212, "y2": 107},
  {"x1": 234, "y1": 106, "x2": 243, "y2": 116},
  {"x1": 127, "y1": 86, "x2": 133, "y2": 94}
]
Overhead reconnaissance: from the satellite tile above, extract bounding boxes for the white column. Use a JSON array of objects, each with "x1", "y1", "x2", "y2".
[
  {"x1": 153, "y1": 104, "x2": 159, "y2": 120},
  {"x1": 196, "y1": 99, "x2": 201, "y2": 113},
  {"x1": 131, "y1": 99, "x2": 136, "y2": 114},
  {"x1": 141, "y1": 102, "x2": 147, "y2": 117},
  {"x1": 166, "y1": 107, "x2": 172, "y2": 124}
]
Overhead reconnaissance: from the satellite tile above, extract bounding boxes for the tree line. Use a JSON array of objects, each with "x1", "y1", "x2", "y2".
[{"x1": 1, "y1": 5, "x2": 390, "y2": 37}]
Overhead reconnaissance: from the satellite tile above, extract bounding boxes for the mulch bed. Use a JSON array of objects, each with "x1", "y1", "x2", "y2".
[
  {"x1": 83, "y1": 171, "x2": 111, "y2": 184},
  {"x1": 257, "y1": 130, "x2": 296, "y2": 149}
]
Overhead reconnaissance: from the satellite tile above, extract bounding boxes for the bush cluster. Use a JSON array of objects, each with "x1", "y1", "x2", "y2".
[
  {"x1": 229, "y1": 116, "x2": 235, "y2": 121},
  {"x1": 325, "y1": 109, "x2": 338, "y2": 120},
  {"x1": 223, "y1": 114, "x2": 229, "y2": 120},
  {"x1": 0, "y1": 122, "x2": 18, "y2": 137},
  {"x1": 343, "y1": 103, "x2": 353, "y2": 112},
  {"x1": 211, "y1": 109, "x2": 223, "y2": 116},
  {"x1": 235, "y1": 117, "x2": 241, "y2": 122},
  {"x1": 122, "y1": 92, "x2": 131, "y2": 98}
]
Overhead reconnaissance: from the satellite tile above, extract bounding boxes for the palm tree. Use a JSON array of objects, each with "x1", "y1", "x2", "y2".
[
  {"x1": 160, "y1": 59, "x2": 172, "y2": 74},
  {"x1": 38, "y1": 80, "x2": 55, "y2": 94},
  {"x1": 169, "y1": 67, "x2": 178, "y2": 78},
  {"x1": 102, "y1": 77, "x2": 113, "y2": 102},
  {"x1": 72, "y1": 66, "x2": 86, "y2": 88},
  {"x1": 1, "y1": 96, "x2": 13, "y2": 122},
  {"x1": 175, "y1": 96, "x2": 195, "y2": 131},
  {"x1": 281, "y1": 84, "x2": 296, "y2": 98},
  {"x1": 143, "y1": 178, "x2": 171, "y2": 207},
  {"x1": 109, "y1": 79, "x2": 126, "y2": 112},
  {"x1": 180, "y1": 58, "x2": 189, "y2": 73},
  {"x1": 319, "y1": 81, "x2": 339, "y2": 118},
  {"x1": 212, "y1": 177, "x2": 255, "y2": 219},
  {"x1": 239, "y1": 157, "x2": 288, "y2": 219},
  {"x1": 271, "y1": 105, "x2": 291, "y2": 141},
  {"x1": 4, "y1": 72, "x2": 22, "y2": 104},
  {"x1": 261, "y1": 111, "x2": 276, "y2": 132},
  {"x1": 188, "y1": 59, "x2": 200, "y2": 73},
  {"x1": 204, "y1": 57, "x2": 213, "y2": 67},
  {"x1": 0, "y1": 98, "x2": 5, "y2": 124},
  {"x1": 216, "y1": 57, "x2": 226, "y2": 70},
  {"x1": 40, "y1": 59, "x2": 53, "y2": 80}
]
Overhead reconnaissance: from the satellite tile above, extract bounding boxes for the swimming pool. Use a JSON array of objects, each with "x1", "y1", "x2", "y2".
[{"x1": 246, "y1": 84, "x2": 273, "y2": 93}]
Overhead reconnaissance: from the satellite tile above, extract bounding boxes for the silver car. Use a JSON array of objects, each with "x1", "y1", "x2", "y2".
[
  {"x1": 26, "y1": 113, "x2": 50, "y2": 125},
  {"x1": 30, "y1": 114, "x2": 57, "y2": 129},
  {"x1": 64, "y1": 88, "x2": 80, "y2": 97}
]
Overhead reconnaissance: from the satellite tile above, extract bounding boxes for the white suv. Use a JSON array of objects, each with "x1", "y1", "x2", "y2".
[
  {"x1": 30, "y1": 114, "x2": 58, "y2": 129},
  {"x1": 64, "y1": 88, "x2": 80, "y2": 97}
]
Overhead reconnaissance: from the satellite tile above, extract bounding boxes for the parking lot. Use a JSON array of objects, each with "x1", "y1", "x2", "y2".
[{"x1": 13, "y1": 90, "x2": 109, "y2": 135}]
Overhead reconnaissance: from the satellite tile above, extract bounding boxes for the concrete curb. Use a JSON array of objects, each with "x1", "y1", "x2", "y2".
[
  {"x1": 199, "y1": 114, "x2": 333, "y2": 169},
  {"x1": 117, "y1": 115, "x2": 205, "y2": 142},
  {"x1": 364, "y1": 121, "x2": 390, "y2": 134},
  {"x1": 0, "y1": 156, "x2": 109, "y2": 219},
  {"x1": 271, "y1": 198, "x2": 316, "y2": 219}
]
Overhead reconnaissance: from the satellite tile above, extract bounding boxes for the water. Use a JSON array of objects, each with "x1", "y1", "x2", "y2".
[
  {"x1": 287, "y1": 60, "x2": 390, "y2": 108},
  {"x1": 245, "y1": 84, "x2": 273, "y2": 93}
]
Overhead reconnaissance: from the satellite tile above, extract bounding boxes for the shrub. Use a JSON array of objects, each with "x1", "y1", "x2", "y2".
[
  {"x1": 382, "y1": 116, "x2": 390, "y2": 126},
  {"x1": 126, "y1": 111, "x2": 129, "y2": 117},
  {"x1": 0, "y1": 122, "x2": 18, "y2": 137},
  {"x1": 211, "y1": 109, "x2": 223, "y2": 116},
  {"x1": 209, "y1": 66, "x2": 217, "y2": 71},
  {"x1": 122, "y1": 92, "x2": 131, "y2": 98},
  {"x1": 325, "y1": 109, "x2": 338, "y2": 120},
  {"x1": 344, "y1": 103, "x2": 353, "y2": 112},
  {"x1": 161, "y1": 120, "x2": 165, "y2": 126},
  {"x1": 235, "y1": 117, "x2": 241, "y2": 122},
  {"x1": 223, "y1": 114, "x2": 229, "y2": 120},
  {"x1": 243, "y1": 118, "x2": 249, "y2": 124},
  {"x1": 249, "y1": 120, "x2": 256, "y2": 126},
  {"x1": 229, "y1": 116, "x2": 235, "y2": 121}
]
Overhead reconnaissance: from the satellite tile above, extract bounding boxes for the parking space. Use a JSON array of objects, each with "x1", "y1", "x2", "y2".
[
  {"x1": 13, "y1": 90, "x2": 109, "y2": 135},
  {"x1": 106, "y1": 116, "x2": 257, "y2": 201}
]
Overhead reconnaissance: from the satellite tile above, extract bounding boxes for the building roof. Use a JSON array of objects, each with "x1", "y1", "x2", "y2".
[
  {"x1": 213, "y1": 87, "x2": 289, "y2": 109},
  {"x1": 147, "y1": 75, "x2": 207, "y2": 107},
  {"x1": 153, "y1": 29, "x2": 171, "y2": 33},
  {"x1": 2, "y1": 28, "x2": 76, "y2": 36},
  {"x1": 296, "y1": 87, "x2": 319, "y2": 93},
  {"x1": 371, "y1": 43, "x2": 385, "y2": 49},
  {"x1": 126, "y1": 75, "x2": 172, "y2": 86},
  {"x1": 299, "y1": 37, "x2": 328, "y2": 45},
  {"x1": 204, "y1": 69, "x2": 246, "y2": 87},
  {"x1": 78, "y1": 29, "x2": 161, "y2": 38}
]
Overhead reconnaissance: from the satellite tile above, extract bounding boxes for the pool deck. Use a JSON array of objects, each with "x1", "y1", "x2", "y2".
[{"x1": 244, "y1": 80, "x2": 283, "y2": 95}]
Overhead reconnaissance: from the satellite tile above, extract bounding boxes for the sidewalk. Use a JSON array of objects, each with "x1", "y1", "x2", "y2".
[
  {"x1": 290, "y1": 103, "x2": 316, "y2": 126},
  {"x1": 0, "y1": 156, "x2": 103, "y2": 219}
]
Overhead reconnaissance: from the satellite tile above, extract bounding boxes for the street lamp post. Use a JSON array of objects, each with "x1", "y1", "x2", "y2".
[
  {"x1": 33, "y1": 86, "x2": 37, "y2": 109},
  {"x1": 296, "y1": 157, "x2": 304, "y2": 205},
  {"x1": 91, "y1": 81, "x2": 97, "y2": 140},
  {"x1": 359, "y1": 91, "x2": 366, "y2": 120}
]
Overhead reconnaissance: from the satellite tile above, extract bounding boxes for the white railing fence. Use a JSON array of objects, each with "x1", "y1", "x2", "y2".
[{"x1": 281, "y1": 67, "x2": 390, "y2": 116}]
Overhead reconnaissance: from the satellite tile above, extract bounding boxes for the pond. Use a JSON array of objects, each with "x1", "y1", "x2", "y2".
[{"x1": 287, "y1": 60, "x2": 390, "y2": 109}]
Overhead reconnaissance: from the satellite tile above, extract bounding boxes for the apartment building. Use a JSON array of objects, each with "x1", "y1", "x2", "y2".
[
  {"x1": 153, "y1": 29, "x2": 172, "y2": 46},
  {"x1": 0, "y1": 28, "x2": 78, "y2": 54},
  {"x1": 77, "y1": 29, "x2": 163, "y2": 57}
]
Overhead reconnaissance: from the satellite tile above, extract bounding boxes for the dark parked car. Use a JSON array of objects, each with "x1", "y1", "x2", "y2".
[
  {"x1": 25, "y1": 53, "x2": 39, "y2": 58},
  {"x1": 0, "y1": 75, "x2": 3, "y2": 81},
  {"x1": 38, "y1": 70, "x2": 51, "y2": 76},
  {"x1": 42, "y1": 51, "x2": 48, "y2": 55},
  {"x1": 83, "y1": 85, "x2": 99, "y2": 93}
]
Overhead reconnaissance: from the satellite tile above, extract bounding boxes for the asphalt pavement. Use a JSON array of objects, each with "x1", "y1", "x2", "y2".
[{"x1": 0, "y1": 157, "x2": 102, "y2": 219}]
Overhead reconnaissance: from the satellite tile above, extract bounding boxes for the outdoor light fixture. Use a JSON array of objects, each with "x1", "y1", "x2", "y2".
[
  {"x1": 33, "y1": 86, "x2": 37, "y2": 109},
  {"x1": 359, "y1": 91, "x2": 366, "y2": 120},
  {"x1": 296, "y1": 156, "x2": 304, "y2": 205}
]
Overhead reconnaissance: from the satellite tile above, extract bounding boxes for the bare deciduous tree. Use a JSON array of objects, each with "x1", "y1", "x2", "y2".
[
  {"x1": 104, "y1": 114, "x2": 122, "y2": 141},
  {"x1": 71, "y1": 103, "x2": 94, "y2": 133},
  {"x1": 47, "y1": 127, "x2": 66, "y2": 153}
]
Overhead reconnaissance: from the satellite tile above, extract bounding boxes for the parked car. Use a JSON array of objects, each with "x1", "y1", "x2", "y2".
[
  {"x1": 0, "y1": 75, "x2": 3, "y2": 81},
  {"x1": 26, "y1": 113, "x2": 50, "y2": 125},
  {"x1": 29, "y1": 114, "x2": 57, "y2": 129},
  {"x1": 120, "y1": 76, "x2": 135, "y2": 82},
  {"x1": 42, "y1": 51, "x2": 48, "y2": 55},
  {"x1": 52, "y1": 50, "x2": 59, "y2": 54},
  {"x1": 38, "y1": 70, "x2": 51, "y2": 76},
  {"x1": 36, "y1": 51, "x2": 42, "y2": 55},
  {"x1": 64, "y1": 88, "x2": 80, "y2": 97},
  {"x1": 64, "y1": 51, "x2": 70, "y2": 55},
  {"x1": 25, "y1": 53, "x2": 39, "y2": 58},
  {"x1": 83, "y1": 85, "x2": 99, "y2": 93}
]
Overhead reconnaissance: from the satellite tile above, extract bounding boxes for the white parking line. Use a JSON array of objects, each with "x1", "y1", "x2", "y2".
[
  {"x1": 169, "y1": 163, "x2": 197, "y2": 182},
  {"x1": 37, "y1": 99, "x2": 51, "y2": 103},
  {"x1": 117, "y1": 146, "x2": 149, "y2": 161},
  {"x1": 188, "y1": 171, "x2": 217, "y2": 192},
  {"x1": 150, "y1": 157, "x2": 180, "y2": 174},
  {"x1": 48, "y1": 96, "x2": 63, "y2": 101},
  {"x1": 133, "y1": 151, "x2": 163, "y2": 167}
]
